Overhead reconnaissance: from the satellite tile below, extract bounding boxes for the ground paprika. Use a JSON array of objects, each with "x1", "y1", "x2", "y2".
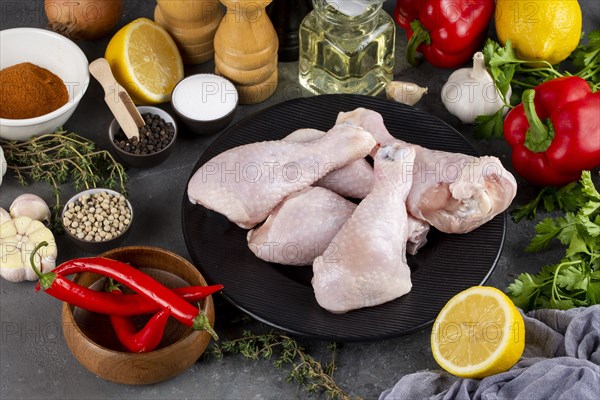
[{"x1": 0, "y1": 62, "x2": 68, "y2": 119}]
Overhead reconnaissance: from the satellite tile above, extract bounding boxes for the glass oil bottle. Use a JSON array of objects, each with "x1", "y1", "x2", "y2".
[{"x1": 298, "y1": 0, "x2": 395, "y2": 96}]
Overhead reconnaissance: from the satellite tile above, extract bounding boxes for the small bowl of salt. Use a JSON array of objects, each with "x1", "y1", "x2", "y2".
[{"x1": 171, "y1": 74, "x2": 238, "y2": 136}]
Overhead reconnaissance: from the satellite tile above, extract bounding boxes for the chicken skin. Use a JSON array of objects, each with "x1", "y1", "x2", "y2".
[
  {"x1": 247, "y1": 187, "x2": 357, "y2": 266},
  {"x1": 336, "y1": 108, "x2": 517, "y2": 234},
  {"x1": 188, "y1": 123, "x2": 375, "y2": 228},
  {"x1": 312, "y1": 144, "x2": 416, "y2": 313},
  {"x1": 284, "y1": 128, "x2": 374, "y2": 199}
]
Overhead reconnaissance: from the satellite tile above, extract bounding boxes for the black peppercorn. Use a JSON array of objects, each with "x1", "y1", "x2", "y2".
[{"x1": 113, "y1": 113, "x2": 175, "y2": 155}]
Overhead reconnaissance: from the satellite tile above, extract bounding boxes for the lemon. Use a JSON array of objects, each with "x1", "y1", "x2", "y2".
[
  {"x1": 105, "y1": 18, "x2": 183, "y2": 104},
  {"x1": 495, "y1": 0, "x2": 582, "y2": 65},
  {"x1": 431, "y1": 286, "x2": 525, "y2": 379}
]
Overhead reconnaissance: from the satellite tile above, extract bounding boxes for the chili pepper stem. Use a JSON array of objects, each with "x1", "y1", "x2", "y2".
[
  {"x1": 522, "y1": 89, "x2": 555, "y2": 153},
  {"x1": 193, "y1": 310, "x2": 218, "y2": 341},
  {"x1": 29, "y1": 241, "x2": 57, "y2": 290},
  {"x1": 406, "y1": 20, "x2": 430, "y2": 66}
]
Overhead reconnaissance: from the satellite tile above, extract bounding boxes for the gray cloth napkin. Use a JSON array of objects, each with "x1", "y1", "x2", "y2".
[{"x1": 379, "y1": 305, "x2": 600, "y2": 400}]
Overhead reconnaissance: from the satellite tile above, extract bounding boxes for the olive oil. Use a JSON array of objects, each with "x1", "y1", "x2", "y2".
[{"x1": 299, "y1": 0, "x2": 395, "y2": 96}]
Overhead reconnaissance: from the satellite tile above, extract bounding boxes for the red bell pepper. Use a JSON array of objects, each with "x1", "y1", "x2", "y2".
[
  {"x1": 504, "y1": 76, "x2": 600, "y2": 187},
  {"x1": 394, "y1": 0, "x2": 495, "y2": 68}
]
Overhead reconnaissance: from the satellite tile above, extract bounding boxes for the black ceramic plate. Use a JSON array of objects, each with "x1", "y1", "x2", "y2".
[{"x1": 182, "y1": 95, "x2": 506, "y2": 342}]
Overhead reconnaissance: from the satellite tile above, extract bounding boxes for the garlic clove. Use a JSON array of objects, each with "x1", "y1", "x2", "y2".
[
  {"x1": 0, "y1": 145, "x2": 7, "y2": 187},
  {"x1": 386, "y1": 81, "x2": 428, "y2": 106},
  {"x1": 0, "y1": 208, "x2": 10, "y2": 225},
  {"x1": 9, "y1": 194, "x2": 51, "y2": 224}
]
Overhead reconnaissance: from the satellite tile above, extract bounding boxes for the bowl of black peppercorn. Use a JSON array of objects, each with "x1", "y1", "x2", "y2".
[{"x1": 108, "y1": 106, "x2": 177, "y2": 169}]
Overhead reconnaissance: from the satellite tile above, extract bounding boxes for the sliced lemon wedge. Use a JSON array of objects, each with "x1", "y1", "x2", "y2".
[
  {"x1": 105, "y1": 18, "x2": 183, "y2": 104},
  {"x1": 431, "y1": 286, "x2": 525, "y2": 379}
]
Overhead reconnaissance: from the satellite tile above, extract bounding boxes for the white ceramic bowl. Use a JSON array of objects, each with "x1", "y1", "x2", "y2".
[{"x1": 0, "y1": 28, "x2": 90, "y2": 141}]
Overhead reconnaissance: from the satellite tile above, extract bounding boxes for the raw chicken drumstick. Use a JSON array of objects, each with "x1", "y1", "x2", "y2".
[
  {"x1": 187, "y1": 123, "x2": 376, "y2": 228},
  {"x1": 286, "y1": 127, "x2": 429, "y2": 253},
  {"x1": 336, "y1": 108, "x2": 517, "y2": 234},
  {"x1": 284, "y1": 128, "x2": 374, "y2": 199},
  {"x1": 312, "y1": 143, "x2": 416, "y2": 313},
  {"x1": 247, "y1": 187, "x2": 357, "y2": 266}
]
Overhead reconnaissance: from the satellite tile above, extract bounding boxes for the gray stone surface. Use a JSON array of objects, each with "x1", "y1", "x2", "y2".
[{"x1": 1, "y1": 1, "x2": 598, "y2": 399}]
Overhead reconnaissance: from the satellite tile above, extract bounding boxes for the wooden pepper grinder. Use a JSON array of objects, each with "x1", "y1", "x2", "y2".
[
  {"x1": 214, "y1": 0, "x2": 278, "y2": 104},
  {"x1": 267, "y1": 0, "x2": 312, "y2": 62},
  {"x1": 154, "y1": 0, "x2": 223, "y2": 64}
]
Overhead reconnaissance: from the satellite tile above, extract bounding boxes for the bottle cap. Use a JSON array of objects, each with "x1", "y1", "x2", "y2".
[{"x1": 325, "y1": 0, "x2": 383, "y2": 17}]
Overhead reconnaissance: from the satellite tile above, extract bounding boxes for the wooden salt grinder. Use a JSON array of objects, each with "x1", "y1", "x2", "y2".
[
  {"x1": 154, "y1": 0, "x2": 223, "y2": 64},
  {"x1": 214, "y1": 0, "x2": 278, "y2": 104}
]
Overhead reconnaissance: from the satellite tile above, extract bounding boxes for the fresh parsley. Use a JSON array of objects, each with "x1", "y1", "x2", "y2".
[
  {"x1": 511, "y1": 181, "x2": 588, "y2": 222},
  {"x1": 507, "y1": 171, "x2": 600, "y2": 312},
  {"x1": 475, "y1": 30, "x2": 600, "y2": 139}
]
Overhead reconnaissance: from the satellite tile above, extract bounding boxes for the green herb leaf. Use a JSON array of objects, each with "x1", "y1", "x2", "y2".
[
  {"x1": 488, "y1": 39, "x2": 520, "y2": 69},
  {"x1": 555, "y1": 264, "x2": 586, "y2": 291},
  {"x1": 555, "y1": 182, "x2": 588, "y2": 213},
  {"x1": 507, "y1": 171, "x2": 600, "y2": 312},
  {"x1": 565, "y1": 232, "x2": 589, "y2": 257},
  {"x1": 496, "y1": 64, "x2": 516, "y2": 100},
  {"x1": 587, "y1": 280, "x2": 600, "y2": 304},
  {"x1": 581, "y1": 171, "x2": 600, "y2": 198},
  {"x1": 474, "y1": 109, "x2": 505, "y2": 139},
  {"x1": 572, "y1": 30, "x2": 600, "y2": 69},
  {"x1": 507, "y1": 273, "x2": 543, "y2": 310},
  {"x1": 577, "y1": 215, "x2": 600, "y2": 237},
  {"x1": 549, "y1": 297, "x2": 575, "y2": 310},
  {"x1": 482, "y1": 39, "x2": 500, "y2": 65},
  {"x1": 526, "y1": 212, "x2": 582, "y2": 251},
  {"x1": 511, "y1": 187, "x2": 555, "y2": 222}
]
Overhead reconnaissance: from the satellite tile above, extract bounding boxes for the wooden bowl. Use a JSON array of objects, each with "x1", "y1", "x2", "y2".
[{"x1": 61, "y1": 246, "x2": 215, "y2": 385}]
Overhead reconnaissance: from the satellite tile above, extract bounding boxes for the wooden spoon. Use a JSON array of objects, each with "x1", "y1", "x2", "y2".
[{"x1": 89, "y1": 58, "x2": 145, "y2": 140}]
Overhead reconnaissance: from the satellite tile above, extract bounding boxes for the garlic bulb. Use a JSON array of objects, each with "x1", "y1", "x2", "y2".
[
  {"x1": 0, "y1": 146, "x2": 6, "y2": 186},
  {"x1": 441, "y1": 52, "x2": 511, "y2": 124},
  {"x1": 386, "y1": 81, "x2": 428, "y2": 106},
  {"x1": 9, "y1": 194, "x2": 51, "y2": 224},
  {"x1": 0, "y1": 208, "x2": 10, "y2": 225},
  {"x1": 0, "y1": 216, "x2": 57, "y2": 282}
]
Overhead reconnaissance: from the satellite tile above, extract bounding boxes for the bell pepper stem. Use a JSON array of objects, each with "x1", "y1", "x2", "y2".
[
  {"x1": 523, "y1": 89, "x2": 555, "y2": 153},
  {"x1": 193, "y1": 309, "x2": 219, "y2": 341},
  {"x1": 29, "y1": 241, "x2": 56, "y2": 290},
  {"x1": 406, "y1": 20, "x2": 430, "y2": 66}
]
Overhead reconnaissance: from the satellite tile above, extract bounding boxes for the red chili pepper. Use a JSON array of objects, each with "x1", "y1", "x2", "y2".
[
  {"x1": 107, "y1": 281, "x2": 171, "y2": 353},
  {"x1": 35, "y1": 278, "x2": 223, "y2": 312},
  {"x1": 394, "y1": 0, "x2": 495, "y2": 68},
  {"x1": 31, "y1": 243, "x2": 218, "y2": 340},
  {"x1": 34, "y1": 278, "x2": 221, "y2": 315},
  {"x1": 112, "y1": 307, "x2": 170, "y2": 353},
  {"x1": 504, "y1": 76, "x2": 600, "y2": 186}
]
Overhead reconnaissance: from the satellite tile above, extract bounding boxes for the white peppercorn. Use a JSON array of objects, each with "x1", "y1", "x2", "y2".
[{"x1": 63, "y1": 191, "x2": 132, "y2": 242}]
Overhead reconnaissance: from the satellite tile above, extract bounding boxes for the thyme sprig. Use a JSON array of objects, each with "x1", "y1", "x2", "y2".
[
  {"x1": 1, "y1": 128, "x2": 127, "y2": 230},
  {"x1": 205, "y1": 330, "x2": 356, "y2": 400}
]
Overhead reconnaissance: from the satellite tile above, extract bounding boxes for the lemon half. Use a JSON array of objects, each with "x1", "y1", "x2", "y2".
[
  {"x1": 105, "y1": 18, "x2": 183, "y2": 104},
  {"x1": 431, "y1": 286, "x2": 525, "y2": 379}
]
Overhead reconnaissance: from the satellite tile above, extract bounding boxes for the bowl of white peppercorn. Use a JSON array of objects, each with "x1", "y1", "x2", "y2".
[
  {"x1": 62, "y1": 188, "x2": 133, "y2": 253},
  {"x1": 108, "y1": 106, "x2": 177, "y2": 169}
]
